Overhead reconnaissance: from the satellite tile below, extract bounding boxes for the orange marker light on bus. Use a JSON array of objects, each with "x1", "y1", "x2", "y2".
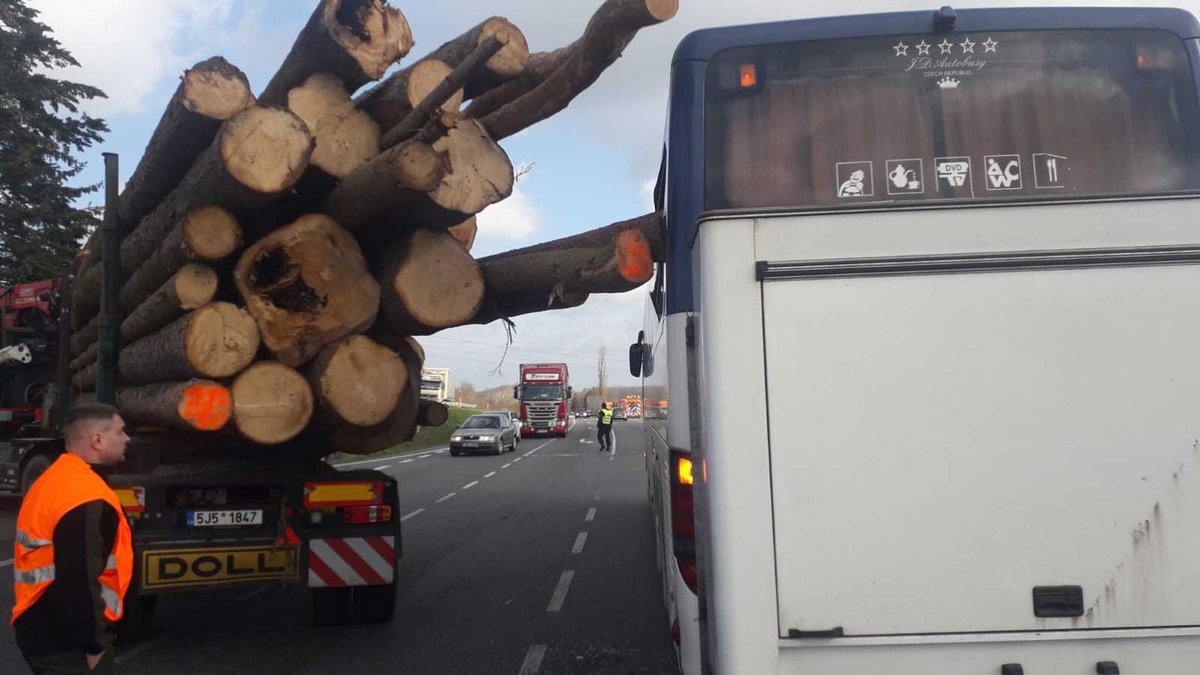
[
  {"x1": 678, "y1": 457, "x2": 695, "y2": 486},
  {"x1": 739, "y1": 64, "x2": 757, "y2": 88}
]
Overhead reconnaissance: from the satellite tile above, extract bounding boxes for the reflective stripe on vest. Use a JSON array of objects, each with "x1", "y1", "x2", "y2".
[
  {"x1": 600, "y1": 409, "x2": 613, "y2": 424},
  {"x1": 11, "y1": 453, "x2": 133, "y2": 626}
]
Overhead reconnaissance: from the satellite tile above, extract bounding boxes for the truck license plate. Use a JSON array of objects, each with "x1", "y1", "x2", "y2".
[
  {"x1": 187, "y1": 509, "x2": 263, "y2": 527},
  {"x1": 142, "y1": 545, "x2": 298, "y2": 590}
]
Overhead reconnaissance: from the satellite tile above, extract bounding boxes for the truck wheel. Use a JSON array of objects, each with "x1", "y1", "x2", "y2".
[
  {"x1": 117, "y1": 593, "x2": 158, "y2": 642},
  {"x1": 312, "y1": 587, "x2": 355, "y2": 626},
  {"x1": 20, "y1": 453, "x2": 52, "y2": 493},
  {"x1": 352, "y1": 580, "x2": 397, "y2": 623}
]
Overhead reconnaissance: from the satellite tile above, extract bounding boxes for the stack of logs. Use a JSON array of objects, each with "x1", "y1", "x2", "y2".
[{"x1": 67, "y1": 0, "x2": 674, "y2": 454}]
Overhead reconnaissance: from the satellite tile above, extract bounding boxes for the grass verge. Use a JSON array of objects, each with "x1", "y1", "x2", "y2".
[{"x1": 329, "y1": 406, "x2": 477, "y2": 464}]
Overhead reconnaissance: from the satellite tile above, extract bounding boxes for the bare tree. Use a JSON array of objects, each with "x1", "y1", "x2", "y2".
[{"x1": 597, "y1": 346, "x2": 607, "y2": 400}]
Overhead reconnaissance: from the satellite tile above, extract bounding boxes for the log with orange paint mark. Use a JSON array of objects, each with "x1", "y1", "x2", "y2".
[{"x1": 116, "y1": 380, "x2": 232, "y2": 432}]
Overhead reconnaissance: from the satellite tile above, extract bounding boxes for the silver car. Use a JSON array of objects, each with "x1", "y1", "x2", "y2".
[{"x1": 449, "y1": 413, "x2": 519, "y2": 456}]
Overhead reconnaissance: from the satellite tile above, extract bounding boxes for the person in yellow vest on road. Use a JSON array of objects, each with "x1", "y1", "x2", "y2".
[
  {"x1": 597, "y1": 403, "x2": 614, "y2": 453},
  {"x1": 12, "y1": 403, "x2": 133, "y2": 674}
]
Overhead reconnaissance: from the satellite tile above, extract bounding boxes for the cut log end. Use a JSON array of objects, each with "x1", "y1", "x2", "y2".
[
  {"x1": 646, "y1": 0, "x2": 680, "y2": 21},
  {"x1": 327, "y1": 0, "x2": 414, "y2": 79},
  {"x1": 184, "y1": 302, "x2": 261, "y2": 378},
  {"x1": 418, "y1": 400, "x2": 449, "y2": 427},
  {"x1": 177, "y1": 381, "x2": 233, "y2": 431},
  {"x1": 184, "y1": 206, "x2": 244, "y2": 259},
  {"x1": 447, "y1": 216, "x2": 477, "y2": 251},
  {"x1": 183, "y1": 57, "x2": 256, "y2": 119},
  {"x1": 219, "y1": 107, "x2": 314, "y2": 195},
  {"x1": 117, "y1": 380, "x2": 232, "y2": 432},
  {"x1": 616, "y1": 228, "x2": 654, "y2": 284},
  {"x1": 428, "y1": 119, "x2": 514, "y2": 217},
  {"x1": 232, "y1": 362, "x2": 314, "y2": 444},
  {"x1": 381, "y1": 229, "x2": 485, "y2": 333},
  {"x1": 288, "y1": 73, "x2": 381, "y2": 179},
  {"x1": 310, "y1": 335, "x2": 407, "y2": 427},
  {"x1": 479, "y1": 18, "x2": 529, "y2": 77}
]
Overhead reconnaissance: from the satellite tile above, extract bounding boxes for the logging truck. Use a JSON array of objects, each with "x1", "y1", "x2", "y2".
[{"x1": 635, "y1": 6, "x2": 1200, "y2": 674}]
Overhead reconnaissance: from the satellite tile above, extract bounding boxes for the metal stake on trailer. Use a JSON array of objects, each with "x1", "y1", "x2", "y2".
[{"x1": 96, "y1": 152, "x2": 120, "y2": 404}]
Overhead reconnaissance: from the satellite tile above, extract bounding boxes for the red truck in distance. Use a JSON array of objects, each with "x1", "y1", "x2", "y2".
[{"x1": 514, "y1": 363, "x2": 571, "y2": 437}]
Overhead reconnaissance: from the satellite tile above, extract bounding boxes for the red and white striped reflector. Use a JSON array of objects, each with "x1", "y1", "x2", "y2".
[{"x1": 307, "y1": 536, "x2": 395, "y2": 587}]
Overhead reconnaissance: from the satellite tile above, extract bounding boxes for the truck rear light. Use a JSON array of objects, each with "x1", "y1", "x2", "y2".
[
  {"x1": 342, "y1": 505, "x2": 393, "y2": 524},
  {"x1": 303, "y1": 481, "x2": 383, "y2": 508},
  {"x1": 669, "y1": 449, "x2": 697, "y2": 593},
  {"x1": 113, "y1": 486, "x2": 145, "y2": 516}
]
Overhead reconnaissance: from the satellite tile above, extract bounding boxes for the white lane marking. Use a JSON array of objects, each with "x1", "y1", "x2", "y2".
[
  {"x1": 523, "y1": 447, "x2": 541, "y2": 457},
  {"x1": 593, "y1": 493, "x2": 601, "y2": 501},
  {"x1": 585, "y1": 508, "x2": 596, "y2": 522},
  {"x1": 462, "y1": 481, "x2": 479, "y2": 490},
  {"x1": 401, "y1": 459, "x2": 415, "y2": 464},
  {"x1": 436, "y1": 492, "x2": 456, "y2": 503},
  {"x1": 501, "y1": 463, "x2": 512, "y2": 469},
  {"x1": 334, "y1": 447, "x2": 448, "y2": 467},
  {"x1": 513, "y1": 457, "x2": 522, "y2": 463},
  {"x1": 546, "y1": 570, "x2": 575, "y2": 612},
  {"x1": 0, "y1": 558, "x2": 13, "y2": 568},
  {"x1": 375, "y1": 465, "x2": 391, "y2": 471},
  {"x1": 484, "y1": 471, "x2": 497, "y2": 478},
  {"x1": 517, "y1": 644, "x2": 548, "y2": 675},
  {"x1": 400, "y1": 508, "x2": 425, "y2": 522},
  {"x1": 571, "y1": 531, "x2": 588, "y2": 555}
]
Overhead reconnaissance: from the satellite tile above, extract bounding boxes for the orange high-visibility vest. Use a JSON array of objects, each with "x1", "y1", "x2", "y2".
[{"x1": 11, "y1": 453, "x2": 133, "y2": 625}]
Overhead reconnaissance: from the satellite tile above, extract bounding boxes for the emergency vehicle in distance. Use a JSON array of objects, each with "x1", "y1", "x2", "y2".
[{"x1": 513, "y1": 363, "x2": 571, "y2": 437}]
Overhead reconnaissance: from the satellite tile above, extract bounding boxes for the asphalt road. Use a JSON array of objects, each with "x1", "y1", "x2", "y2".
[{"x1": 0, "y1": 419, "x2": 676, "y2": 675}]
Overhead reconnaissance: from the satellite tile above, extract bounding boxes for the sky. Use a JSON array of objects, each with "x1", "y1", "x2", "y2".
[{"x1": 28, "y1": 0, "x2": 1200, "y2": 391}]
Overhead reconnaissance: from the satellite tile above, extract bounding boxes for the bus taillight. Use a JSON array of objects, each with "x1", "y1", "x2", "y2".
[{"x1": 670, "y1": 449, "x2": 698, "y2": 592}]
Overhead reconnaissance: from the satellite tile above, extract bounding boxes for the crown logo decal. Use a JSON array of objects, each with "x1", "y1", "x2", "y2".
[{"x1": 937, "y1": 77, "x2": 960, "y2": 89}]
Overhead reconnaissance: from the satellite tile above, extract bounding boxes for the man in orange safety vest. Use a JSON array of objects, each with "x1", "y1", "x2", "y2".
[{"x1": 12, "y1": 403, "x2": 132, "y2": 674}]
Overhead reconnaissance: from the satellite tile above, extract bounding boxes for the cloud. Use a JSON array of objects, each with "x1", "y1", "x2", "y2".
[
  {"x1": 27, "y1": 0, "x2": 236, "y2": 116},
  {"x1": 472, "y1": 182, "x2": 542, "y2": 256}
]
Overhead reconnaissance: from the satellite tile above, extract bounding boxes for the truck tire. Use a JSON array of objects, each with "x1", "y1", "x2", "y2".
[
  {"x1": 312, "y1": 587, "x2": 355, "y2": 626},
  {"x1": 20, "y1": 453, "x2": 52, "y2": 493},
  {"x1": 117, "y1": 593, "x2": 158, "y2": 642},
  {"x1": 352, "y1": 580, "x2": 397, "y2": 623}
]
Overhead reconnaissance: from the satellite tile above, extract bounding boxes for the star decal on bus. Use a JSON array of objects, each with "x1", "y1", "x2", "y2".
[
  {"x1": 960, "y1": 38, "x2": 975, "y2": 53},
  {"x1": 938, "y1": 39, "x2": 954, "y2": 54},
  {"x1": 983, "y1": 37, "x2": 999, "y2": 52},
  {"x1": 915, "y1": 40, "x2": 931, "y2": 55},
  {"x1": 893, "y1": 41, "x2": 909, "y2": 56}
]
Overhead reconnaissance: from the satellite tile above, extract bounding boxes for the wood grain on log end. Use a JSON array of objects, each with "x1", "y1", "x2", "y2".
[
  {"x1": 288, "y1": 73, "x2": 381, "y2": 179},
  {"x1": 326, "y1": 0, "x2": 413, "y2": 79},
  {"x1": 185, "y1": 205, "x2": 244, "y2": 259},
  {"x1": 235, "y1": 214, "x2": 380, "y2": 366},
  {"x1": 427, "y1": 119, "x2": 513, "y2": 218},
  {"x1": 645, "y1": 0, "x2": 680, "y2": 21},
  {"x1": 447, "y1": 216, "x2": 477, "y2": 251},
  {"x1": 220, "y1": 106, "x2": 315, "y2": 195},
  {"x1": 232, "y1": 361, "x2": 314, "y2": 444},
  {"x1": 309, "y1": 335, "x2": 407, "y2": 427},
  {"x1": 380, "y1": 228, "x2": 485, "y2": 334},
  {"x1": 185, "y1": 302, "x2": 261, "y2": 378},
  {"x1": 183, "y1": 57, "x2": 256, "y2": 119},
  {"x1": 478, "y1": 18, "x2": 529, "y2": 78}
]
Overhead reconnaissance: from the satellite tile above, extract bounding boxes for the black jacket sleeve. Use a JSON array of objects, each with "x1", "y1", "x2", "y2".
[{"x1": 51, "y1": 500, "x2": 120, "y2": 653}]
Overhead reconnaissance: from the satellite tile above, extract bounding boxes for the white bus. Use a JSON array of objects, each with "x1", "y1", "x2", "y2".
[{"x1": 633, "y1": 6, "x2": 1200, "y2": 673}]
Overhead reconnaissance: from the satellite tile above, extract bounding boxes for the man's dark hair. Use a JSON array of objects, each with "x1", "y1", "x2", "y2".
[{"x1": 63, "y1": 403, "x2": 119, "y2": 438}]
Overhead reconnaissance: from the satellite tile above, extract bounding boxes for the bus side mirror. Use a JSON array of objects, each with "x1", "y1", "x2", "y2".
[
  {"x1": 629, "y1": 331, "x2": 645, "y2": 377},
  {"x1": 567, "y1": 386, "x2": 573, "y2": 398},
  {"x1": 512, "y1": 386, "x2": 519, "y2": 400}
]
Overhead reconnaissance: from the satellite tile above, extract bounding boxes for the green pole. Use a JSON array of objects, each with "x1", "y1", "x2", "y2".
[{"x1": 95, "y1": 153, "x2": 120, "y2": 404}]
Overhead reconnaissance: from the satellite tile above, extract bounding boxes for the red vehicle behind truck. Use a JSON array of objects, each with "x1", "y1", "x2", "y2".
[{"x1": 514, "y1": 363, "x2": 571, "y2": 437}]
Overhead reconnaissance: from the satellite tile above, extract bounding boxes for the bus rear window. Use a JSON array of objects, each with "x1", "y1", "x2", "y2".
[{"x1": 704, "y1": 29, "x2": 1200, "y2": 210}]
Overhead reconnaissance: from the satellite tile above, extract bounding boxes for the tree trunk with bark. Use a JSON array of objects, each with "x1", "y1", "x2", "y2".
[
  {"x1": 479, "y1": 212, "x2": 662, "y2": 295},
  {"x1": 424, "y1": 17, "x2": 530, "y2": 100},
  {"x1": 72, "y1": 364, "x2": 96, "y2": 391},
  {"x1": 119, "y1": 106, "x2": 314, "y2": 274},
  {"x1": 71, "y1": 317, "x2": 98, "y2": 356},
  {"x1": 306, "y1": 335, "x2": 407, "y2": 427},
  {"x1": 377, "y1": 228, "x2": 485, "y2": 335},
  {"x1": 117, "y1": 380, "x2": 233, "y2": 432},
  {"x1": 120, "y1": 264, "x2": 220, "y2": 343},
  {"x1": 234, "y1": 214, "x2": 380, "y2": 367},
  {"x1": 287, "y1": 73, "x2": 380, "y2": 182},
  {"x1": 120, "y1": 57, "x2": 255, "y2": 228},
  {"x1": 230, "y1": 361, "x2": 314, "y2": 445},
  {"x1": 478, "y1": 0, "x2": 678, "y2": 141},
  {"x1": 447, "y1": 216, "x2": 477, "y2": 251},
  {"x1": 258, "y1": 0, "x2": 413, "y2": 105},
  {"x1": 356, "y1": 59, "x2": 463, "y2": 135},
  {"x1": 117, "y1": 302, "x2": 260, "y2": 385},
  {"x1": 470, "y1": 289, "x2": 589, "y2": 326},
  {"x1": 118, "y1": 206, "x2": 242, "y2": 316},
  {"x1": 70, "y1": 343, "x2": 96, "y2": 373},
  {"x1": 321, "y1": 139, "x2": 445, "y2": 231},
  {"x1": 462, "y1": 47, "x2": 566, "y2": 120}
]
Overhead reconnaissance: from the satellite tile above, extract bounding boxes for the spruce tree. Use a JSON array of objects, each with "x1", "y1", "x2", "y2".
[{"x1": 0, "y1": 0, "x2": 107, "y2": 286}]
